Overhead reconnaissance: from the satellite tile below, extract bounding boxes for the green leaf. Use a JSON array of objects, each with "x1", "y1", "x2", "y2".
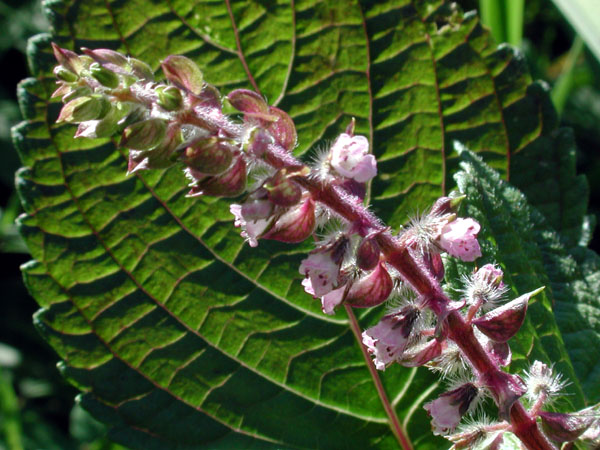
[
  {"x1": 12, "y1": 0, "x2": 597, "y2": 448},
  {"x1": 451, "y1": 147, "x2": 600, "y2": 406}
]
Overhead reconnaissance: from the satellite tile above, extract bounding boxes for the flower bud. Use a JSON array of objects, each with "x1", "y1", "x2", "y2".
[
  {"x1": 227, "y1": 88, "x2": 269, "y2": 115},
  {"x1": 161, "y1": 55, "x2": 204, "y2": 94},
  {"x1": 539, "y1": 412, "x2": 594, "y2": 443},
  {"x1": 430, "y1": 195, "x2": 466, "y2": 216},
  {"x1": 181, "y1": 138, "x2": 233, "y2": 175},
  {"x1": 424, "y1": 383, "x2": 480, "y2": 435},
  {"x1": 127, "y1": 125, "x2": 182, "y2": 173},
  {"x1": 129, "y1": 58, "x2": 154, "y2": 81},
  {"x1": 51, "y1": 43, "x2": 84, "y2": 74},
  {"x1": 356, "y1": 237, "x2": 380, "y2": 271},
  {"x1": 53, "y1": 65, "x2": 78, "y2": 82},
  {"x1": 61, "y1": 85, "x2": 92, "y2": 103},
  {"x1": 121, "y1": 118, "x2": 167, "y2": 150},
  {"x1": 82, "y1": 47, "x2": 129, "y2": 68},
  {"x1": 262, "y1": 196, "x2": 316, "y2": 244},
  {"x1": 188, "y1": 156, "x2": 247, "y2": 198},
  {"x1": 345, "y1": 117, "x2": 356, "y2": 136},
  {"x1": 472, "y1": 287, "x2": 542, "y2": 343},
  {"x1": 265, "y1": 170, "x2": 302, "y2": 207},
  {"x1": 345, "y1": 261, "x2": 393, "y2": 308},
  {"x1": 423, "y1": 251, "x2": 445, "y2": 281},
  {"x1": 266, "y1": 106, "x2": 297, "y2": 151},
  {"x1": 57, "y1": 95, "x2": 110, "y2": 123},
  {"x1": 156, "y1": 85, "x2": 183, "y2": 111},
  {"x1": 89, "y1": 62, "x2": 120, "y2": 88}
]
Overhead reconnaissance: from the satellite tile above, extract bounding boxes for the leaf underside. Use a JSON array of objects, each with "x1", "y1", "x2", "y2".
[{"x1": 12, "y1": 0, "x2": 597, "y2": 448}]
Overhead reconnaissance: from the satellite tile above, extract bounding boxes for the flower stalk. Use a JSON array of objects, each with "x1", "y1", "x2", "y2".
[{"x1": 50, "y1": 45, "x2": 593, "y2": 450}]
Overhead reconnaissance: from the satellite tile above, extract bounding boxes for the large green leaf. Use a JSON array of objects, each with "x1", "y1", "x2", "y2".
[
  {"x1": 450, "y1": 148, "x2": 600, "y2": 406},
  {"x1": 12, "y1": 0, "x2": 597, "y2": 448}
]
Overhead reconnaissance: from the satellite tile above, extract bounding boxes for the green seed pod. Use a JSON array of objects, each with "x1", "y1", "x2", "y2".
[
  {"x1": 90, "y1": 62, "x2": 120, "y2": 88},
  {"x1": 57, "y1": 95, "x2": 111, "y2": 123},
  {"x1": 157, "y1": 85, "x2": 183, "y2": 111},
  {"x1": 182, "y1": 137, "x2": 233, "y2": 174},
  {"x1": 121, "y1": 118, "x2": 167, "y2": 150},
  {"x1": 53, "y1": 65, "x2": 78, "y2": 82}
]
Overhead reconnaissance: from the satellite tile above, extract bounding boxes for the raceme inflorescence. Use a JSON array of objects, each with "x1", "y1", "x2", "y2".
[{"x1": 50, "y1": 44, "x2": 600, "y2": 450}]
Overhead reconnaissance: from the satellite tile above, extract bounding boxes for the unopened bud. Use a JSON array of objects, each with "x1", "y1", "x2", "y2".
[
  {"x1": 345, "y1": 261, "x2": 393, "y2": 308},
  {"x1": 161, "y1": 55, "x2": 203, "y2": 94},
  {"x1": 430, "y1": 194, "x2": 466, "y2": 216},
  {"x1": 53, "y1": 65, "x2": 78, "y2": 82},
  {"x1": 540, "y1": 412, "x2": 594, "y2": 443},
  {"x1": 266, "y1": 106, "x2": 297, "y2": 151},
  {"x1": 121, "y1": 118, "x2": 167, "y2": 150},
  {"x1": 265, "y1": 171, "x2": 302, "y2": 207},
  {"x1": 345, "y1": 117, "x2": 356, "y2": 136},
  {"x1": 227, "y1": 89, "x2": 268, "y2": 115},
  {"x1": 82, "y1": 47, "x2": 129, "y2": 68},
  {"x1": 423, "y1": 252, "x2": 445, "y2": 281},
  {"x1": 129, "y1": 58, "x2": 154, "y2": 81},
  {"x1": 182, "y1": 138, "x2": 232, "y2": 174},
  {"x1": 62, "y1": 86, "x2": 92, "y2": 103},
  {"x1": 473, "y1": 287, "x2": 542, "y2": 343},
  {"x1": 51, "y1": 43, "x2": 84, "y2": 74},
  {"x1": 57, "y1": 95, "x2": 110, "y2": 123},
  {"x1": 89, "y1": 62, "x2": 120, "y2": 88},
  {"x1": 262, "y1": 196, "x2": 316, "y2": 244},
  {"x1": 356, "y1": 237, "x2": 380, "y2": 271},
  {"x1": 157, "y1": 85, "x2": 183, "y2": 111},
  {"x1": 187, "y1": 156, "x2": 247, "y2": 197}
]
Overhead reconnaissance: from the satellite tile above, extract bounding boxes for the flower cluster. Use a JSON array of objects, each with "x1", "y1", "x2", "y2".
[{"x1": 51, "y1": 45, "x2": 597, "y2": 450}]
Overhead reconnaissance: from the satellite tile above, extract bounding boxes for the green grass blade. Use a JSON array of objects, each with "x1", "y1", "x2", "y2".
[
  {"x1": 551, "y1": 36, "x2": 585, "y2": 115},
  {"x1": 505, "y1": 0, "x2": 524, "y2": 46},
  {"x1": 551, "y1": 0, "x2": 600, "y2": 63},
  {"x1": 479, "y1": 0, "x2": 506, "y2": 43}
]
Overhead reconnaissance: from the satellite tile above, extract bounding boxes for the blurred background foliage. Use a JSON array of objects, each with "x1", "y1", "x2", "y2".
[{"x1": 0, "y1": 0, "x2": 599, "y2": 447}]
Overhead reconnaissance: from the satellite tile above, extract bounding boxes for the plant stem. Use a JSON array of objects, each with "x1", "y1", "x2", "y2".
[
  {"x1": 345, "y1": 305, "x2": 413, "y2": 450},
  {"x1": 261, "y1": 141, "x2": 555, "y2": 450}
]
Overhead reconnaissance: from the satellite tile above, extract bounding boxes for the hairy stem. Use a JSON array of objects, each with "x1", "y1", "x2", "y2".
[{"x1": 261, "y1": 142, "x2": 555, "y2": 450}]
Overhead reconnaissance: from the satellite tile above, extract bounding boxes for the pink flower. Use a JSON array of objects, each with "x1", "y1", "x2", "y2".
[
  {"x1": 439, "y1": 218, "x2": 482, "y2": 261},
  {"x1": 362, "y1": 305, "x2": 420, "y2": 370},
  {"x1": 424, "y1": 383, "x2": 479, "y2": 435},
  {"x1": 301, "y1": 278, "x2": 346, "y2": 315},
  {"x1": 299, "y1": 237, "x2": 348, "y2": 297},
  {"x1": 320, "y1": 285, "x2": 346, "y2": 315},
  {"x1": 230, "y1": 203, "x2": 271, "y2": 247},
  {"x1": 330, "y1": 133, "x2": 377, "y2": 183},
  {"x1": 299, "y1": 252, "x2": 341, "y2": 297}
]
